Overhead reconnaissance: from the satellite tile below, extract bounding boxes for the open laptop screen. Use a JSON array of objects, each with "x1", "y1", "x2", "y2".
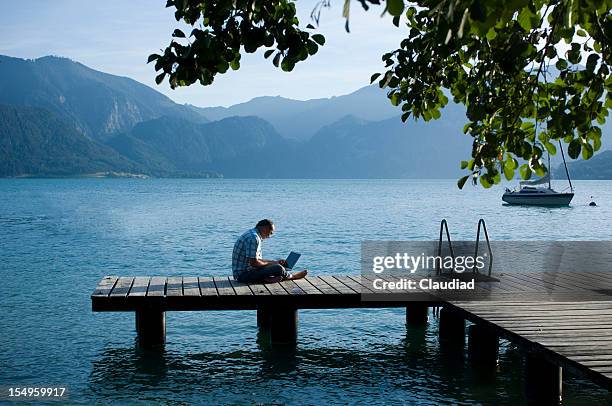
[{"x1": 285, "y1": 252, "x2": 301, "y2": 269}]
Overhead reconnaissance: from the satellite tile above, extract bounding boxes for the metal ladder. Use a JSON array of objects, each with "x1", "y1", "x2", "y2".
[{"x1": 436, "y1": 218, "x2": 493, "y2": 277}]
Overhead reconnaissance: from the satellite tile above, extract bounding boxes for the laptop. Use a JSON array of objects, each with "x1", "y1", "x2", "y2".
[{"x1": 285, "y1": 251, "x2": 301, "y2": 269}]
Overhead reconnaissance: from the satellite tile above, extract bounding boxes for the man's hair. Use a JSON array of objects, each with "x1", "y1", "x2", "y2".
[{"x1": 256, "y1": 219, "x2": 274, "y2": 228}]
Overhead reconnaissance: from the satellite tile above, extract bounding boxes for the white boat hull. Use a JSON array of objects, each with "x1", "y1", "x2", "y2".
[{"x1": 502, "y1": 192, "x2": 574, "y2": 206}]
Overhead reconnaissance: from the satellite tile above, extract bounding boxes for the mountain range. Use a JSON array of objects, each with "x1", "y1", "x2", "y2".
[
  {"x1": 193, "y1": 85, "x2": 400, "y2": 141},
  {"x1": 0, "y1": 55, "x2": 207, "y2": 141},
  {"x1": 0, "y1": 54, "x2": 609, "y2": 179}
]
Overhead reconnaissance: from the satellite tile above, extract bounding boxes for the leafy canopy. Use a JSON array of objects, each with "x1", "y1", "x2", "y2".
[{"x1": 150, "y1": 0, "x2": 612, "y2": 188}]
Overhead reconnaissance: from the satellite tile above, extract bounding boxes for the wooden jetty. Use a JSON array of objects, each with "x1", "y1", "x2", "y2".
[{"x1": 92, "y1": 271, "x2": 612, "y2": 403}]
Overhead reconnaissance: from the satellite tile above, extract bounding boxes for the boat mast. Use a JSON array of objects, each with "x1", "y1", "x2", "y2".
[
  {"x1": 559, "y1": 140, "x2": 574, "y2": 192},
  {"x1": 547, "y1": 151, "x2": 551, "y2": 189}
]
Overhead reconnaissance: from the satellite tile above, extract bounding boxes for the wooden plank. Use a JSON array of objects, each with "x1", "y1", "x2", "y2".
[
  {"x1": 504, "y1": 274, "x2": 550, "y2": 293},
  {"x1": 92, "y1": 276, "x2": 118, "y2": 297},
  {"x1": 488, "y1": 320, "x2": 612, "y2": 329},
  {"x1": 213, "y1": 277, "x2": 236, "y2": 296},
  {"x1": 183, "y1": 276, "x2": 201, "y2": 297},
  {"x1": 568, "y1": 355, "x2": 612, "y2": 362},
  {"x1": 345, "y1": 275, "x2": 376, "y2": 293},
  {"x1": 198, "y1": 277, "x2": 218, "y2": 296},
  {"x1": 247, "y1": 281, "x2": 272, "y2": 296},
  {"x1": 305, "y1": 276, "x2": 341, "y2": 294},
  {"x1": 128, "y1": 277, "x2": 150, "y2": 297},
  {"x1": 167, "y1": 276, "x2": 183, "y2": 296},
  {"x1": 501, "y1": 274, "x2": 558, "y2": 292},
  {"x1": 360, "y1": 274, "x2": 398, "y2": 295},
  {"x1": 543, "y1": 271, "x2": 612, "y2": 287},
  {"x1": 510, "y1": 325, "x2": 612, "y2": 332},
  {"x1": 147, "y1": 277, "x2": 166, "y2": 297},
  {"x1": 334, "y1": 275, "x2": 372, "y2": 294},
  {"x1": 264, "y1": 281, "x2": 290, "y2": 295},
  {"x1": 467, "y1": 309, "x2": 612, "y2": 318},
  {"x1": 109, "y1": 277, "x2": 134, "y2": 297},
  {"x1": 514, "y1": 272, "x2": 597, "y2": 292},
  {"x1": 495, "y1": 275, "x2": 544, "y2": 292},
  {"x1": 457, "y1": 302, "x2": 612, "y2": 311},
  {"x1": 292, "y1": 278, "x2": 323, "y2": 294},
  {"x1": 477, "y1": 315, "x2": 612, "y2": 323},
  {"x1": 319, "y1": 275, "x2": 357, "y2": 294},
  {"x1": 279, "y1": 279, "x2": 306, "y2": 295},
  {"x1": 552, "y1": 347, "x2": 612, "y2": 356},
  {"x1": 517, "y1": 330, "x2": 612, "y2": 339},
  {"x1": 532, "y1": 338, "x2": 612, "y2": 346},
  {"x1": 228, "y1": 278, "x2": 254, "y2": 296}
]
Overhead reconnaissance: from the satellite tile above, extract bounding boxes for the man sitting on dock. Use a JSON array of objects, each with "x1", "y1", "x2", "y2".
[{"x1": 232, "y1": 219, "x2": 308, "y2": 284}]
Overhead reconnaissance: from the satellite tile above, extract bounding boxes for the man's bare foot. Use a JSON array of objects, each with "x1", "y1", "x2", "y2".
[
  {"x1": 287, "y1": 269, "x2": 308, "y2": 280},
  {"x1": 263, "y1": 275, "x2": 283, "y2": 283}
]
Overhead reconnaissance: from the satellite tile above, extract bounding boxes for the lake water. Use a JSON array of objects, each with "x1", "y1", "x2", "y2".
[{"x1": 1, "y1": 179, "x2": 611, "y2": 405}]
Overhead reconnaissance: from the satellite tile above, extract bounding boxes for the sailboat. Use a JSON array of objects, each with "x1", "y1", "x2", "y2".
[{"x1": 502, "y1": 142, "x2": 574, "y2": 206}]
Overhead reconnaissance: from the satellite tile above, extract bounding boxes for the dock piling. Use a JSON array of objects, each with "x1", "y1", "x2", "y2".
[
  {"x1": 525, "y1": 353, "x2": 562, "y2": 404},
  {"x1": 468, "y1": 324, "x2": 498, "y2": 367},
  {"x1": 439, "y1": 307, "x2": 465, "y2": 346},
  {"x1": 406, "y1": 303, "x2": 429, "y2": 326},
  {"x1": 257, "y1": 306, "x2": 298, "y2": 345},
  {"x1": 135, "y1": 310, "x2": 166, "y2": 347}
]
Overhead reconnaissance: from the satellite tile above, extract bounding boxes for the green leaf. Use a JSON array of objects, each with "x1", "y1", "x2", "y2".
[
  {"x1": 306, "y1": 40, "x2": 318, "y2": 55},
  {"x1": 457, "y1": 175, "x2": 469, "y2": 189},
  {"x1": 390, "y1": 93, "x2": 400, "y2": 106},
  {"x1": 264, "y1": 50, "x2": 274, "y2": 59},
  {"x1": 281, "y1": 58, "x2": 295, "y2": 72},
  {"x1": 568, "y1": 138, "x2": 581, "y2": 159},
  {"x1": 503, "y1": 165, "x2": 514, "y2": 181},
  {"x1": 480, "y1": 175, "x2": 491, "y2": 188},
  {"x1": 460, "y1": 160, "x2": 469, "y2": 169},
  {"x1": 273, "y1": 53, "x2": 281, "y2": 68},
  {"x1": 147, "y1": 54, "x2": 160, "y2": 63},
  {"x1": 556, "y1": 59, "x2": 568, "y2": 70},
  {"x1": 593, "y1": 136, "x2": 602, "y2": 152},
  {"x1": 586, "y1": 54, "x2": 599, "y2": 72},
  {"x1": 370, "y1": 73, "x2": 381, "y2": 83},
  {"x1": 387, "y1": 0, "x2": 405, "y2": 17},
  {"x1": 504, "y1": 157, "x2": 516, "y2": 170},
  {"x1": 519, "y1": 164, "x2": 531, "y2": 180},
  {"x1": 517, "y1": 8, "x2": 534, "y2": 31},
  {"x1": 311, "y1": 34, "x2": 325, "y2": 45},
  {"x1": 582, "y1": 141, "x2": 594, "y2": 159},
  {"x1": 172, "y1": 29, "x2": 185, "y2": 38},
  {"x1": 155, "y1": 73, "x2": 165, "y2": 85}
]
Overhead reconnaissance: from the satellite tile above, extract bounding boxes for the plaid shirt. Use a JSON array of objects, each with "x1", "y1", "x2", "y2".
[{"x1": 232, "y1": 228, "x2": 262, "y2": 279}]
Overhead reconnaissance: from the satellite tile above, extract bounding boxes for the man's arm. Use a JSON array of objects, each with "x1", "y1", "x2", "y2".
[{"x1": 249, "y1": 258, "x2": 286, "y2": 268}]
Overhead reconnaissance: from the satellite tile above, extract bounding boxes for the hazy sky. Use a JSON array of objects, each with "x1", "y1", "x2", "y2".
[{"x1": 0, "y1": 0, "x2": 406, "y2": 107}]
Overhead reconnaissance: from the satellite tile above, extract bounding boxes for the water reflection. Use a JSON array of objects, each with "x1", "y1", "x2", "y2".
[
  {"x1": 88, "y1": 324, "x2": 612, "y2": 404},
  {"x1": 88, "y1": 325, "x2": 509, "y2": 405}
]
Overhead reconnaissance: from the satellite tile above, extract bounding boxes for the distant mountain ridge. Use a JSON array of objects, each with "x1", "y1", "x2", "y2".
[
  {"x1": 0, "y1": 55, "x2": 207, "y2": 141},
  {"x1": 109, "y1": 115, "x2": 291, "y2": 177},
  {"x1": 557, "y1": 150, "x2": 612, "y2": 180},
  {"x1": 102, "y1": 112, "x2": 471, "y2": 179},
  {"x1": 193, "y1": 85, "x2": 400, "y2": 141},
  {"x1": 0, "y1": 104, "x2": 141, "y2": 176}
]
